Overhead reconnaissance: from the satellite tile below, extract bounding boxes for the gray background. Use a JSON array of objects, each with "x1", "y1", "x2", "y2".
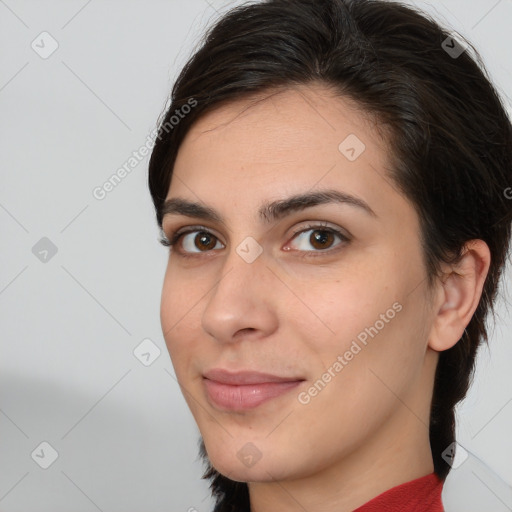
[{"x1": 0, "y1": 0, "x2": 511, "y2": 510}]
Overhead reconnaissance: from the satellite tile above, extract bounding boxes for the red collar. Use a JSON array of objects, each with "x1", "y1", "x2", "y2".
[{"x1": 353, "y1": 472, "x2": 444, "y2": 512}]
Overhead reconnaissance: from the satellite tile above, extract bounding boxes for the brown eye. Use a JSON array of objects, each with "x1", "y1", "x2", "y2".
[
  {"x1": 194, "y1": 232, "x2": 218, "y2": 251},
  {"x1": 309, "y1": 230, "x2": 336, "y2": 250},
  {"x1": 172, "y1": 229, "x2": 224, "y2": 254},
  {"x1": 288, "y1": 225, "x2": 348, "y2": 254}
]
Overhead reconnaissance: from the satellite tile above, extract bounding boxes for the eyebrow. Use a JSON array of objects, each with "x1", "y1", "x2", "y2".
[{"x1": 160, "y1": 189, "x2": 377, "y2": 226}]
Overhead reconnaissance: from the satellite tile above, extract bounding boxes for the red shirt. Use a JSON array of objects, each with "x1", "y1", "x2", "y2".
[{"x1": 353, "y1": 472, "x2": 444, "y2": 511}]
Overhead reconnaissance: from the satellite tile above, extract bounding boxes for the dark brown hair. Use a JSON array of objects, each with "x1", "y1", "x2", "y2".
[{"x1": 147, "y1": 0, "x2": 512, "y2": 510}]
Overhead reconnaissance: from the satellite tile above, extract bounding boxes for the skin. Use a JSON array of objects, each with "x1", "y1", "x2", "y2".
[{"x1": 159, "y1": 83, "x2": 490, "y2": 512}]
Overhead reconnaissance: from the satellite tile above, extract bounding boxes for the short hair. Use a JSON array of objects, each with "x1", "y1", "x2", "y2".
[{"x1": 148, "y1": 0, "x2": 512, "y2": 508}]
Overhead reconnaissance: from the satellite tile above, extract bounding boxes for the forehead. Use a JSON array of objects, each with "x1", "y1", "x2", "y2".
[
  {"x1": 166, "y1": 84, "x2": 410, "y2": 227},
  {"x1": 175, "y1": 84, "x2": 389, "y2": 170}
]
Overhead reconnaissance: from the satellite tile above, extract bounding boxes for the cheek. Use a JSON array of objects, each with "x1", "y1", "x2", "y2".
[
  {"x1": 160, "y1": 262, "x2": 208, "y2": 335},
  {"x1": 160, "y1": 272, "x2": 178, "y2": 339},
  {"x1": 295, "y1": 298, "x2": 427, "y2": 446},
  {"x1": 293, "y1": 269, "x2": 396, "y2": 352},
  {"x1": 297, "y1": 254, "x2": 428, "y2": 387},
  {"x1": 160, "y1": 267, "x2": 202, "y2": 373}
]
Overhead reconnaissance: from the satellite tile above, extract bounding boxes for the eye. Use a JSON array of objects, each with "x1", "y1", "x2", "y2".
[
  {"x1": 159, "y1": 222, "x2": 350, "y2": 258},
  {"x1": 181, "y1": 231, "x2": 223, "y2": 253},
  {"x1": 160, "y1": 226, "x2": 224, "y2": 255},
  {"x1": 285, "y1": 223, "x2": 349, "y2": 255}
]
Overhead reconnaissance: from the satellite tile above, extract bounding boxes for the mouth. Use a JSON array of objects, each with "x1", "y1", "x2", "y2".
[{"x1": 202, "y1": 368, "x2": 305, "y2": 411}]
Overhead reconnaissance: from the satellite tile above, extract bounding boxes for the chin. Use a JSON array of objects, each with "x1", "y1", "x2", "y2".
[
  {"x1": 205, "y1": 441, "x2": 292, "y2": 483},
  {"x1": 217, "y1": 464, "x2": 272, "y2": 483}
]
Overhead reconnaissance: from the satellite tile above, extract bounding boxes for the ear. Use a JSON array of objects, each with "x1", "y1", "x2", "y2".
[{"x1": 428, "y1": 240, "x2": 491, "y2": 352}]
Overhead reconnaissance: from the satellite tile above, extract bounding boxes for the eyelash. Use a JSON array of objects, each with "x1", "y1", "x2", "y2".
[{"x1": 159, "y1": 222, "x2": 350, "y2": 258}]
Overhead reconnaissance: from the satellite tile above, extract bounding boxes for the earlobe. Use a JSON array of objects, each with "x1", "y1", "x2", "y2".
[{"x1": 428, "y1": 240, "x2": 491, "y2": 352}]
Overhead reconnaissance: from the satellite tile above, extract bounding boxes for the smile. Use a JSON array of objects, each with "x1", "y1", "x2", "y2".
[
  {"x1": 203, "y1": 379, "x2": 303, "y2": 411},
  {"x1": 202, "y1": 369, "x2": 305, "y2": 411}
]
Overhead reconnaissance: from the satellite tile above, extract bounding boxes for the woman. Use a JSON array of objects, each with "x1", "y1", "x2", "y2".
[{"x1": 148, "y1": 0, "x2": 512, "y2": 510}]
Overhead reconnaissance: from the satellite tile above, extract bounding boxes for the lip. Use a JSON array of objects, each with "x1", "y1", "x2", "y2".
[
  {"x1": 203, "y1": 368, "x2": 305, "y2": 411},
  {"x1": 203, "y1": 368, "x2": 303, "y2": 385}
]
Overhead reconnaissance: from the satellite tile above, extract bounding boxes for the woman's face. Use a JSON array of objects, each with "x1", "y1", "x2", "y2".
[{"x1": 160, "y1": 85, "x2": 439, "y2": 482}]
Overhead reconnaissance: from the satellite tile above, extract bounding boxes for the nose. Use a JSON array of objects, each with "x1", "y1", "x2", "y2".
[{"x1": 200, "y1": 243, "x2": 279, "y2": 344}]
